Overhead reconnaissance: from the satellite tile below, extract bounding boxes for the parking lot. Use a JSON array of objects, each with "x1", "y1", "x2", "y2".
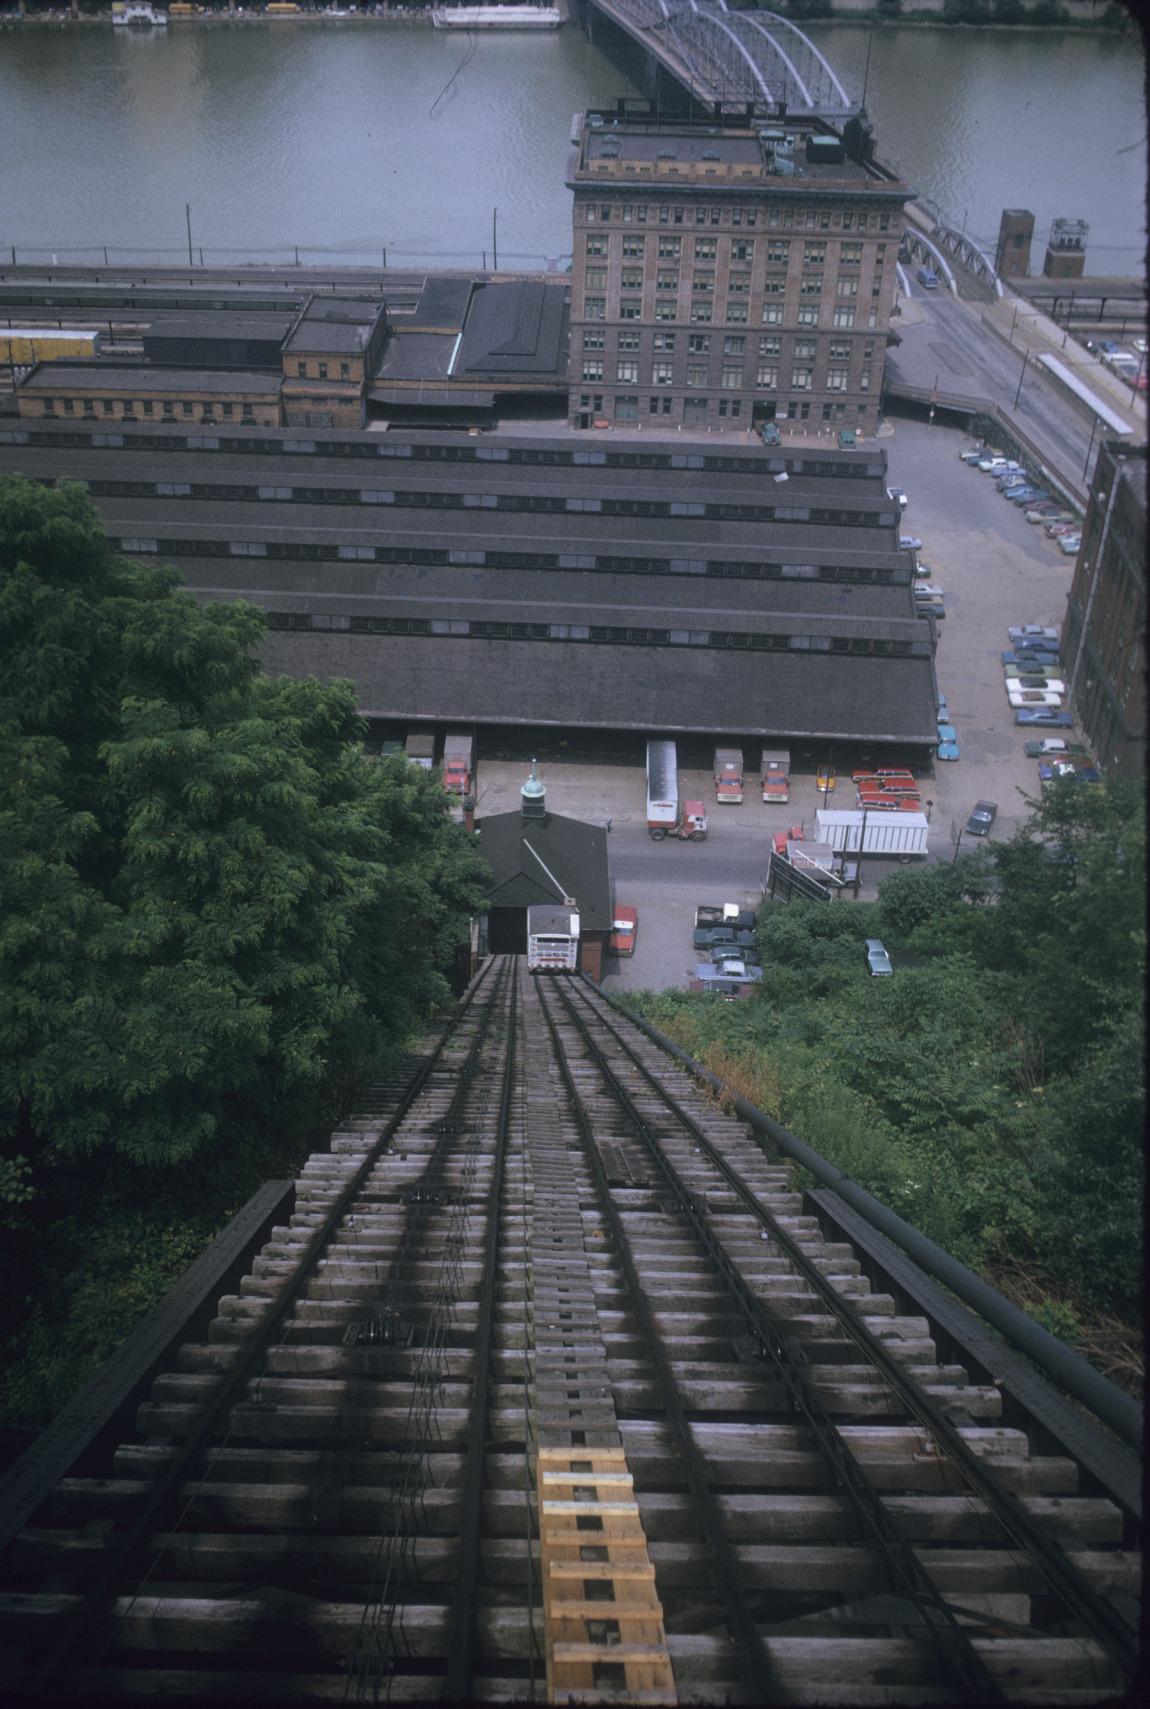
[{"x1": 470, "y1": 416, "x2": 1082, "y2": 995}]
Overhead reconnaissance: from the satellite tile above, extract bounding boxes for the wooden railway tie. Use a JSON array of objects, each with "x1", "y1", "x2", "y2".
[{"x1": 537, "y1": 1446, "x2": 676, "y2": 1706}]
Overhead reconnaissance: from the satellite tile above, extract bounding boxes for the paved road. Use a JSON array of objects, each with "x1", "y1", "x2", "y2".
[{"x1": 888, "y1": 285, "x2": 1145, "y2": 498}]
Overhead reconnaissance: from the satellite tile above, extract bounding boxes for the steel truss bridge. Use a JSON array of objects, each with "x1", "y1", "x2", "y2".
[{"x1": 590, "y1": 0, "x2": 855, "y2": 120}]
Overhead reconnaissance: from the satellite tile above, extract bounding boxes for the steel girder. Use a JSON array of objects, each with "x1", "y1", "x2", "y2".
[{"x1": 607, "y1": 0, "x2": 854, "y2": 118}]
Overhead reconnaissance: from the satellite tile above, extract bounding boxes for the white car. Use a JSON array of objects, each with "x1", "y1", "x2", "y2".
[
  {"x1": 1005, "y1": 677, "x2": 1066, "y2": 695},
  {"x1": 886, "y1": 486, "x2": 908, "y2": 509},
  {"x1": 977, "y1": 457, "x2": 1012, "y2": 473},
  {"x1": 1008, "y1": 689, "x2": 1063, "y2": 708},
  {"x1": 1058, "y1": 535, "x2": 1083, "y2": 555}
]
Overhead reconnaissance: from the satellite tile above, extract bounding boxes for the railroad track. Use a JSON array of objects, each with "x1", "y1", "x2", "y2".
[{"x1": 0, "y1": 958, "x2": 1139, "y2": 1703}]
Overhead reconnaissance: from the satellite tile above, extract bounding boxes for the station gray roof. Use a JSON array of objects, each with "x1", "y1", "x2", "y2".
[
  {"x1": 143, "y1": 314, "x2": 294, "y2": 344},
  {"x1": 260, "y1": 629, "x2": 937, "y2": 746},
  {"x1": 456, "y1": 281, "x2": 568, "y2": 380},
  {"x1": 19, "y1": 365, "x2": 282, "y2": 395}
]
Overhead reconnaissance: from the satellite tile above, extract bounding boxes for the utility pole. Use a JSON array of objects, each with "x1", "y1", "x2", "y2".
[
  {"x1": 492, "y1": 207, "x2": 498, "y2": 273},
  {"x1": 1013, "y1": 347, "x2": 1030, "y2": 409},
  {"x1": 185, "y1": 203, "x2": 194, "y2": 268}
]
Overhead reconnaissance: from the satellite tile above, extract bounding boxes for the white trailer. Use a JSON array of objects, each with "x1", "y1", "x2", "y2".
[
  {"x1": 646, "y1": 739, "x2": 678, "y2": 833},
  {"x1": 526, "y1": 906, "x2": 580, "y2": 972},
  {"x1": 815, "y1": 809, "x2": 930, "y2": 857}
]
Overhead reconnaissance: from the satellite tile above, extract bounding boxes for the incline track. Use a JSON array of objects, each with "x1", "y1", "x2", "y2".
[{"x1": 0, "y1": 958, "x2": 1139, "y2": 1704}]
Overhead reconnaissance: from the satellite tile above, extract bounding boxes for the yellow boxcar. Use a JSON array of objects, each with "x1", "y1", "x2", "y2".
[{"x1": 0, "y1": 330, "x2": 102, "y2": 365}]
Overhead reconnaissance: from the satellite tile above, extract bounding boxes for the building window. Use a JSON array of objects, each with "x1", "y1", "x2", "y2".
[
  {"x1": 649, "y1": 395, "x2": 672, "y2": 416},
  {"x1": 759, "y1": 336, "x2": 780, "y2": 356},
  {"x1": 686, "y1": 364, "x2": 707, "y2": 387},
  {"x1": 794, "y1": 339, "x2": 816, "y2": 359},
  {"x1": 585, "y1": 235, "x2": 607, "y2": 257},
  {"x1": 620, "y1": 298, "x2": 642, "y2": 320},
  {"x1": 583, "y1": 329, "x2": 605, "y2": 350},
  {"x1": 683, "y1": 396, "x2": 709, "y2": 424},
  {"x1": 836, "y1": 277, "x2": 858, "y2": 297},
  {"x1": 585, "y1": 267, "x2": 607, "y2": 290},
  {"x1": 692, "y1": 271, "x2": 715, "y2": 293},
  {"x1": 340, "y1": 362, "x2": 350, "y2": 379},
  {"x1": 723, "y1": 335, "x2": 746, "y2": 355},
  {"x1": 63, "y1": 398, "x2": 75, "y2": 414},
  {"x1": 860, "y1": 369, "x2": 871, "y2": 391},
  {"x1": 829, "y1": 341, "x2": 851, "y2": 361},
  {"x1": 731, "y1": 240, "x2": 754, "y2": 263},
  {"x1": 582, "y1": 360, "x2": 604, "y2": 382},
  {"x1": 826, "y1": 367, "x2": 848, "y2": 391},
  {"x1": 803, "y1": 244, "x2": 827, "y2": 265},
  {"x1": 622, "y1": 235, "x2": 645, "y2": 257},
  {"x1": 654, "y1": 331, "x2": 676, "y2": 351},
  {"x1": 617, "y1": 360, "x2": 639, "y2": 383},
  {"x1": 717, "y1": 398, "x2": 742, "y2": 418},
  {"x1": 757, "y1": 364, "x2": 778, "y2": 388},
  {"x1": 658, "y1": 236, "x2": 681, "y2": 258},
  {"x1": 621, "y1": 267, "x2": 643, "y2": 290},
  {"x1": 767, "y1": 240, "x2": 789, "y2": 263},
  {"x1": 728, "y1": 272, "x2": 751, "y2": 294},
  {"x1": 585, "y1": 297, "x2": 606, "y2": 321},
  {"x1": 614, "y1": 394, "x2": 639, "y2": 421},
  {"x1": 652, "y1": 362, "x2": 674, "y2": 386},
  {"x1": 689, "y1": 301, "x2": 713, "y2": 323},
  {"x1": 840, "y1": 243, "x2": 863, "y2": 265},
  {"x1": 720, "y1": 365, "x2": 742, "y2": 389},
  {"x1": 656, "y1": 269, "x2": 678, "y2": 291},
  {"x1": 833, "y1": 306, "x2": 856, "y2": 328},
  {"x1": 654, "y1": 299, "x2": 677, "y2": 321},
  {"x1": 618, "y1": 330, "x2": 640, "y2": 351},
  {"x1": 762, "y1": 305, "x2": 783, "y2": 325},
  {"x1": 688, "y1": 334, "x2": 710, "y2": 354},
  {"x1": 318, "y1": 364, "x2": 328, "y2": 379},
  {"x1": 726, "y1": 302, "x2": 749, "y2": 324},
  {"x1": 797, "y1": 307, "x2": 820, "y2": 326},
  {"x1": 791, "y1": 367, "x2": 813, "y2": 390},
  {"x1": 800, "y1": 274, "x2": 823, "y2": 296},
  {"x1": 695, "y1": 237, "x2": 717, "y2": 260},
  {"x1": 182, "y1": 402, "x2": 194, "y2": 416},
  {"x1": 763, "y1": 276, "x2": 786, "y2": 296}
]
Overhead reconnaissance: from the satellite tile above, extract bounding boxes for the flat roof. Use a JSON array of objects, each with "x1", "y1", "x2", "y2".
[
  {"x1": 144, "y1": 314, "x2": 295, "y2": 343},
  {"x1": 456, "y1": 280, "x2": 568, "y2": 379},
  {"x1": 261, "y1": 628, "x2": 938, "y2": 745},
  {"x1": 19, "y1": 365, "x2": 282, "y2": 395}
]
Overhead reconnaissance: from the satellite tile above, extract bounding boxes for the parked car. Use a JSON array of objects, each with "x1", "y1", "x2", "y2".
[
  {"x1": 937, "y1": 694, "x2": 949, "y2": 718},
  {"x1": 1086, "y1": 339, "x2": 1120, "y2": 357},
  {"x1": 864, "y1": 938, "x2": 894, "y2": 977},
  {"x1": 816, "y1": 764, "x2": 836, "y2": 792},
  {"x1": 1008, "y1": 489, "x2": 1050, "y2": 505},
  {"x1": 1009, "y1": 690, "x2": 1063, "y2": 708},
  {"x1": 1045, "y1": 521, "x2": 1078, "y2": 538},
  {"x1": 609, "y1": 905, "x2": 638, "y2": 957},
  {"x1": 965, "y1": 800, "x2": 998, "y2": 837},
  {"x1": 899, "y1": 535, "x2": 923, "y2": 551},
  {"x1": 1005, "y1": 677, "x2": 1066, "y2": 694},
  {"x1": 1023, "y1": 738, "x2": 1087, "y2": 757},
  {"x1": 915, "y1": 561, "x2": 935, "y2": 579},
  {"x1": 958, "y1": 448, "x2": 985, "y2": 464},
  {"x1": 1009, "y1": 626, "x2": 1059, "y2": 643},
  {"x1": 1002, "y1": 651, "x2": 1060, "y2": 669},
  {"x1": 1015, "y1": 709, "x2": 1074, "y2": 727},
  {"x1": 936, "y1": 723, "x2": 960, "y2": 761},
  {"x1": 1058, "y1": 535, "x2": 1082, "y2": 555},
  {"x1": 886, "y1": 486, "x2": 908, "y2": 509},
  {"x1": 838, "y1": 427, "x2": 858, "y2": 448},
  {"x1": 977, "y1": 456, "x2": 1012, "y2": 473},
  {"x1": 1026, "y1": 508, "x2": 1075, "y2": 524}
]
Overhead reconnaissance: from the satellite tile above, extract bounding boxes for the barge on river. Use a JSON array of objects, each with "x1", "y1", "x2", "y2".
[{"x1": 431, "y1": 4, "x2": 562, "y2": 27}]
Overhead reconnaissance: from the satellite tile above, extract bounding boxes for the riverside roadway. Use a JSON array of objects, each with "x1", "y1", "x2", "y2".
[{"x1": 885, "y1": 273, "x2": 1145, "y2": 500}]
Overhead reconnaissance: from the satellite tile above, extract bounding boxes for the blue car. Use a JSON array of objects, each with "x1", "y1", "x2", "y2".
[
  {"x1": 1002, "y1": 650, "x2": 1060, "y2": 669},
  {"x1": 937, "y1": 723, "x2": 960, "y2": 761},
  {"x1": 1015, "y1": 709, "x2": 1074, "y2": 727},
  {"x1": 1009, "y1": 489, "x2": 1049, "y2": 505}
]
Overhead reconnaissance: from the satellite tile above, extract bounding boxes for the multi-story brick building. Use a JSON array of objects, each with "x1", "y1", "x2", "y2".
[
  {"x1": 1064, "y1": 439, "x2": 1146, "y2": 779},
  {"x1": 566, "y1": 102, "x2": 909, "y2": 436}
]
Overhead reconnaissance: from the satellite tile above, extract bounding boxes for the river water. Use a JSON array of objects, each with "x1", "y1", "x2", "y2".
[{"x1": 0, "y1": 19, "x2": 1143, "y2": 276}]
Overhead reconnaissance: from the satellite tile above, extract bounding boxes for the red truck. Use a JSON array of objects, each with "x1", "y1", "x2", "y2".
[{"x1": 713, "y1": 746, "x2": 744, "y2": 805}]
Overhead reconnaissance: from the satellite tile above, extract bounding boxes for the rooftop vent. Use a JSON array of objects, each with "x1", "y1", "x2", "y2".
[
  {"x1": 656, "y1": 149, "x2": 678, "y2": 160},
  {"x1": 702, "y1": 150, "x2": 721, "y2": 161}
]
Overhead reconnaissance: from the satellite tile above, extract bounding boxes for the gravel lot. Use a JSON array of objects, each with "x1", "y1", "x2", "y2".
[{"x1": 471, "y1": 417, "x2": 1080, "y2": 995}]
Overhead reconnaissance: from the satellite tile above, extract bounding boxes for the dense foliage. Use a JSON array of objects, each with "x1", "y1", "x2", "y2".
[
  {"x1": 628, "y1": 780, "x2": 1145, "y2": 1332},
  {"x1": 0, "y1": 476, "x2": 489, "y2": 1423}
]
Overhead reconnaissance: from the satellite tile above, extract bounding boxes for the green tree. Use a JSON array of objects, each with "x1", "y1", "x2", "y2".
[{"x1": 0, "y1": 475, "x2": 488, "y2": 1172}]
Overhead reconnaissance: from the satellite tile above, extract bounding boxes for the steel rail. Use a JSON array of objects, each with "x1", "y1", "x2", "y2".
[
  {"x1": 442, "y1": 967, "x2": 520, "y2": 1701},
  {"x1": 569, "y1": 979, "x2": 1141, "y2": 1684},
  {"x1": 551, "y1": 979, "x2": 1003, "y2": 1704},
  {"x1": 533, "y1": 976, "x2": 785, "y2": 1699},
  {"x1": 343, "y1": 959, "x2": 515, "y2": 1700},
  {"x1": 25, "y1": 957, "x2": 502, "y2": 1699}
]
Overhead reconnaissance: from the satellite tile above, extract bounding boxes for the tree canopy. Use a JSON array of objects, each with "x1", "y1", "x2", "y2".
[{"x1": 1, "y1": 474, "x2": 489, "y2": 1177}]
